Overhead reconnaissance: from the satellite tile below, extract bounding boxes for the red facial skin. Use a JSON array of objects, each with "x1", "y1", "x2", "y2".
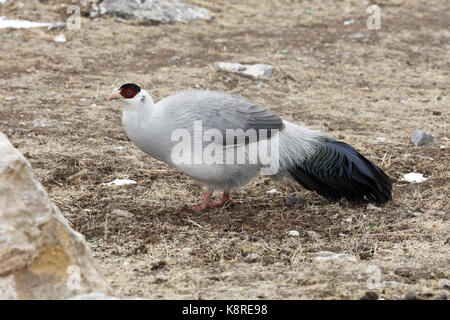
[{"x1": 120, "y1": 88, "x2": 138, "y2": 99}]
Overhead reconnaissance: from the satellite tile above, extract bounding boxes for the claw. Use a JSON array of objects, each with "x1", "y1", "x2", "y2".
[{"x1": 189, "y1": 191, "x2": 232, "y2": 211}]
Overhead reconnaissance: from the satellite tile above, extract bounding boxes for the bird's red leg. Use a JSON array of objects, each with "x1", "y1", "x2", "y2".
[
  {"x1": 190, "y1": 190, "x2": 213, "y2": 211},
  {"x1": 208, "y1": 192, "x2": 232, "y2": 208}
]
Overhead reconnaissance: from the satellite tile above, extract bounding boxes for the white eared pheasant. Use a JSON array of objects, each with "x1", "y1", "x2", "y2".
[{"x1": 108, "y1": 83, "x2": 392, "y2": 211}]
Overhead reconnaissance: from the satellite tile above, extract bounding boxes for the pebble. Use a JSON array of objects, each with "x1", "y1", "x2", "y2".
[
  {"x1": 53, "y1": 34, "x2": 67, "y2": 43},
  {"x1": 110, "y1": 209, "x2": 134, "y2": 218},
  {"x1": 349, "y1": 33, "x2": 365, "y2": 39},
  {"x1": 47, "y1": 21, "x2": 66, "y2": 30},
  {"x1": 306, "y1": 230, "x2": 320, "y2": 240},
  {"x1": 411, "y1": 130, "x2": 437, "y2": 147},
  {"x1": 286, "y1": 196, "x2": 304, "y2": 206},
  {"x1": 288, "y1": 230, "x2": 300, "y2": 237},
  {"x1": 438, "y1": 278, "x2": 450, "y2": 289},
  {"x1": 244, "y1": 253, "x2": 261, "y2": 263},
  {"x1": 216, "y1": 62, "x2": 274, "y2": 79},
  {"x1": 367, "y1": 204, "x2": 382, "y2": 211},
  {"x1": 404, "y1": 292, "x2": 419, "y2": 300},
  {"x1": 360, "y1": 292, "x2": 378, "y2": 300},
  {"x1": 313, "y1": 251, "x2": 357, "y2": 263}
]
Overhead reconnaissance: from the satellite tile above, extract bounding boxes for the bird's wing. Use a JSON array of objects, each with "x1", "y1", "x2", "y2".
[{"x1": 159, "y1": 91, "x2": 284, "y2": 146}]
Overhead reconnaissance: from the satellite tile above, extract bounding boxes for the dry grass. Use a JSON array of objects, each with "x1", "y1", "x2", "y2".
[{"x1": 0, "y1": 0, "x2": 449, "y2": 299}]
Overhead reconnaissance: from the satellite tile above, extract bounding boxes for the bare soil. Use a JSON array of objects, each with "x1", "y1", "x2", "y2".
[{"x1": 0, "y1": 0, "x2": 449, "y2": 299}]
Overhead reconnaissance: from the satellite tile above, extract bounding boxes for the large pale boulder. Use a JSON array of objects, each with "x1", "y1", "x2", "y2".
[
  {"x1": 0, "y1": 133, "x2": 112, "y2": 299},
  {"x1": 98, "y1": 0, "x2": 212, "y2": 24}
]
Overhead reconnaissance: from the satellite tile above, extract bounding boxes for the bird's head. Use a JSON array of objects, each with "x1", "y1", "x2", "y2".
[{"x1": 107, "y1": 83, "x2": 152, "y2": 107}]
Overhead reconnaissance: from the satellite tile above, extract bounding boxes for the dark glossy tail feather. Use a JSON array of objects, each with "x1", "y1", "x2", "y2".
[{"x1": 289, "y1": 139, "x2": 392, "y2": 203}]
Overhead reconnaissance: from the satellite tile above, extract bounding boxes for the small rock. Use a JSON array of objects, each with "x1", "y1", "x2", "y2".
[
  {"x1": 153, "y1": 274, "x2": 168, "y2": 284},
  {"x1": 411, "y1": 130, "x2": 437, "y2": 147},
  {"x1": 438, "y1": 278, "x2": 450, "y2": 289},
  {"x1": 48, "y1": 22, "x2": 66, "y2": 30},
  {"x1": 367, "y1": 204, "x2": 382, "y2": 211},
  {"x1": 313, "y1": 251, "x2": 357, "y2": 263},
  {"x1": 360, "y1": 292, "x2": 378, "y2": 300},
  {"x1": 216, "y1": 62, "x2": 274, "y2": 79},
  {"x1": 53, "y1": 34, "x2": 67, "y2": 43},
  {"x1": 110, "y1": 209, "x2": 133, "y2": 218},
  {"x1": 419, "y1": 98, "x2": 430, "y2": 103},
  {"x1": 4, "y1": 96, "x2": 17, "y2": 101},
  {"x1": 183, "y1": 247, "x2": 194, "y2": 255},
  {"x1": 349, "y1": 33, "x2": 365, "y2": 39},
  {"x1": 150, "y1": 261, "x2": 167, "y2": 270},
  {"x1": 266, "y1": 188, "x2": 278, "y2": 194},
  {"x1": 344, "y1": 19, "x2": 357, "y2": 25},
  {"x1": 306, "y1": 230, "x2": 320, "y2": 240},
  {"x1": 286, "y1": 196, "x2": 304, "y2": 206},
  {"x1": 288, "y1": 230, "x2": 300, "y2": 237},
  {"x1": 405, "y1": 291, "x2": 419, "y2": 300},
  {"x1": 244, "y1": 253, "x2": 261, "y2": 263}
]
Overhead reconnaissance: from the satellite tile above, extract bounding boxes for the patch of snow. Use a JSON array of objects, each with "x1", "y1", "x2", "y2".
[
  {"x1": 101, "y1": 179, "x2": 136, "y2": 186},
  {"x1": 53, "y1": 34, "x2": 67, "y2": 43},
  {"x1": 402, "y1": 173, "x2": 428, "y2": 183},
  {"x1": 0, "y1": 16, "x2": 51, "y2": 29}
]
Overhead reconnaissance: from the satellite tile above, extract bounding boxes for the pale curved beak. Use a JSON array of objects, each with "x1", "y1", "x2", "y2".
[{"x1": 107, "y1": 91, "x2": 122, "y2": 101}]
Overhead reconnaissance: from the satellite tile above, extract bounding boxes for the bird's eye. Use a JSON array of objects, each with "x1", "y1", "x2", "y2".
[{"x1": 120, "y1": 88, "x2": 137, "y2": 99}]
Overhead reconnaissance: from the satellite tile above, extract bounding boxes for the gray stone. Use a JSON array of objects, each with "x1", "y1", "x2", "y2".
[
  {"x1": 313, "y1": 251, "x2": 357, "y2": 263},
  {"x1": 244, "y1": 253, "x2": 261, "y2": 263},
  {"x1": 286, "y1": 196, "x2": 304, "y2": 206},
  {"x1": 0, "y1": 132, "x2": 112, "y2": 299},
  {"x1": 99, "y1": 0, "x2": 211, "y2": 24},
  {"x1": 110, "y1": 209, "x2": 134, "y2": 218},
  {"x1": 411, "y1": 130, "x2": 437, "y2": 147},
  {"x1": 306, "y1": 230, "x2": 320, "y2": 241},
  {"x1": 47, "y1": 22, "x2": 66, "y2": 30},
  {"x1": 216, "y1": 62, "x2": 275, "y2": 79}
]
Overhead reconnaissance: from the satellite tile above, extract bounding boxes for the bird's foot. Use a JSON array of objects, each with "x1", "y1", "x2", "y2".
[
  {"x1": 189, "y1": 192, "x2": 232, "y2": 211},
  {"x1": 208, "y1": 193, "x2": 232, "y2": 208}
]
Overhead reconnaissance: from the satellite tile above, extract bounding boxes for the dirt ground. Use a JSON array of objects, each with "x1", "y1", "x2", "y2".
[{"x1": 0, "y1": 0, "x2": 449, "y2": 299}]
